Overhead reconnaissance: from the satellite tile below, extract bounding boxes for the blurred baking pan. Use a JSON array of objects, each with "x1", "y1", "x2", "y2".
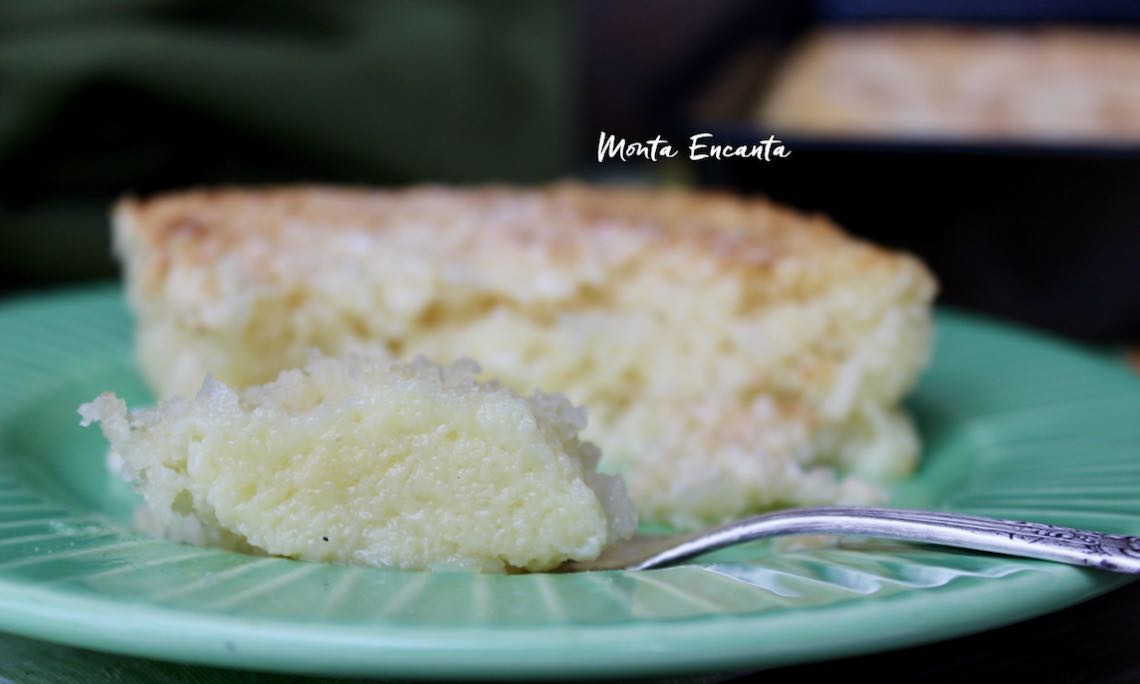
[{"x1": 668, "y1": 2, "x2": 1140, "y2": 342}]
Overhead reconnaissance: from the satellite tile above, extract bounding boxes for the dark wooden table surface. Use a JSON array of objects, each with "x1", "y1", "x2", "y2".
[{"x1": 741, "y1": 578, "x2": 1140, "y2": 684}]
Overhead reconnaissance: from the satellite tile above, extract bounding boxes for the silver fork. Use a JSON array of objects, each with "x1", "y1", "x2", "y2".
[{"x1": 559, "y1": 506, "x2": 1140, "y2": 573}]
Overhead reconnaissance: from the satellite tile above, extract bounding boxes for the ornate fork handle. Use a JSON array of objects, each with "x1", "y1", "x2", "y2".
[{"x1": 633, "y1": 506, "x2": 1140, "y2": 572}]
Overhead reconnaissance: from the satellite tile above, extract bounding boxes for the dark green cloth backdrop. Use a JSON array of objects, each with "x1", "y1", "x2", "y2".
[{"x1": 0, "y1": 0, "x2": 574, "y2": 287}]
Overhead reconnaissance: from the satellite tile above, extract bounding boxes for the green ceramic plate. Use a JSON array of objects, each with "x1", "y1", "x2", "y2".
[{"x1": 0, "y1": 286, "x2": 1138, "y2": 679}]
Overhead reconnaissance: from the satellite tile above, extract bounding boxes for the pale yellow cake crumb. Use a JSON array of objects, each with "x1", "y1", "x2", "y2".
[{"x1": 79, "y1": 354, "x2": 637, "y2": 572}]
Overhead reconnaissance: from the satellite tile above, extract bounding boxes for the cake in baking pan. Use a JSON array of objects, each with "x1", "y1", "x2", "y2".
[{"x1": 758, "y1": 26, "x2": 1140, "y2": 141}]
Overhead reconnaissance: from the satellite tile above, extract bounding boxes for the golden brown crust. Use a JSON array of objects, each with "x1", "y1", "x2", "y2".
[{"x1": 115, "y1": 183, "x2": 925, "y2": 293}]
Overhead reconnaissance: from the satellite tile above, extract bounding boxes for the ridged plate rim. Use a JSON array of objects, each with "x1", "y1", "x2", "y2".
[{"x1": 0, "y1": 284, "x2": 1136, "y2": 679}]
